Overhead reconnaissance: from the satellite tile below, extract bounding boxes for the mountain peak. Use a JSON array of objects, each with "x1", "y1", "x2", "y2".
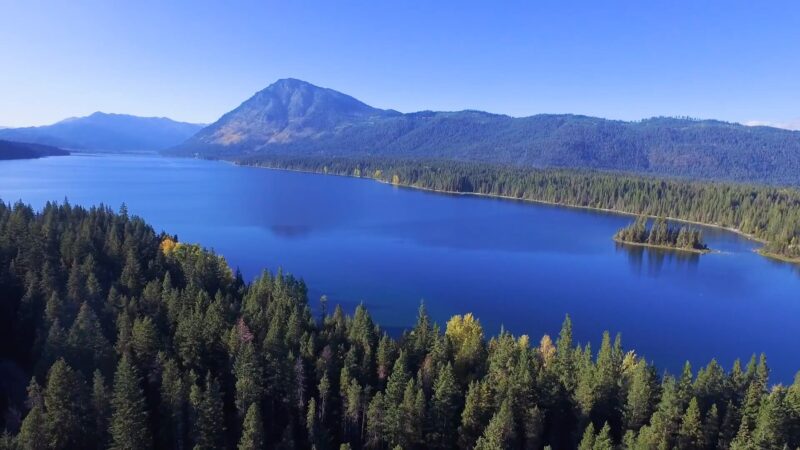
[{"x1": 190, "y1": 78, "x2": 388, "y2": 147}]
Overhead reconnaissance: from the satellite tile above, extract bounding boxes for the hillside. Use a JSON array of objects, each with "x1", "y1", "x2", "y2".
[
  {"x1": 0, "y1": 112, "x2": 203, "y2": 152},
  {"x1": 170, "y1": 79, "x2": 800, "y2": 185},
  {"x1": 0, "y1": 139, "x2": 69, "y2": 160}
]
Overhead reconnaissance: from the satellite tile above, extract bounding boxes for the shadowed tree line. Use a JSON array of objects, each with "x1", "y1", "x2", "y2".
[
  {"x1": 615, "y1": 216, "x2": 707, "y2": 251},
  {"x1": 0, "y1": 201, "x2": 799, "y2": 449}
]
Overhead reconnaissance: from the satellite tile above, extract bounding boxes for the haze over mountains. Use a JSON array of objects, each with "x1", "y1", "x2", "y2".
[
  {"x1": 171, "y1": 78, "x2": 800, "y2": 185},
  {"x1": 0, "y1": 112, "x2": 203, "y2": 152}
]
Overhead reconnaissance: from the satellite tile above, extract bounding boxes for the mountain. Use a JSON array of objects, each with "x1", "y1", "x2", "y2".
[
  {"x1": 185, "y1": 78, "x2": 397, "y2": 151},
  {"x1": 0, "y1": 112, "x2": 204, "y2": 152},
  {"x1": 0, "y1": 139, "x2": 69, "y2": 160},
  {"x1": 173, "y1": 79, "x2": 800, "y2": 184}
]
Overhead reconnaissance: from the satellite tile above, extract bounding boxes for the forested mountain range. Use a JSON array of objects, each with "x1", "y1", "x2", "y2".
[
  {"x1": 0, "y1": 113, "x2": 203, "y2": 152},
  {"x1": 170, "y1": 79, "x2": 800, "y2": 185},
  {"x1": 0, "y1": 139, "x2": 69, "y2": 160},
  {"x1": 1, "y1": 201, "x2": 799, "y2": 449}
]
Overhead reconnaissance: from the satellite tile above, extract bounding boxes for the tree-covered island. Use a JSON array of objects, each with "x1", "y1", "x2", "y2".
[{"x1": 614, "y1": 216, "x2": 709, "y2": 254}]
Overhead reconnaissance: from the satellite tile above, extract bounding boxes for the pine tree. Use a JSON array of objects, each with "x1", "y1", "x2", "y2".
[
  {"x1": 752, "y1": 389, "x2": 787, "y2": 449},
  {"x1": 159, "y1": 357, "x2": 186, "y2": 450},
  {"x1": 593, "y1": 422, "x2": 614, "y2": 450},
  {"x1": 365, "y1": 392, "x2": 387, "y2": 449},
  {"x1": 234, "y1": 341, "x2": 264, "y2": 415},
  {"x1": 703, "y1": 403, "x2": 720, "y2": 449},
  {"x1": 130, "y1": 316, "x2": 159, "y2": 372},
  {"x1": 399, "y1": 379, "x2": 425, "y2": 449},
  {"x1": 384, "y1": 352, "x2": 410, "y2": 445},
  {"x1": 677, "y1": 397, "x2": 704, "y2": 450},
  {"x1": 429, "y1": 363, "x2": 460, "y2": 449},
  {"x1": 67, "y1": 302, "x2": 113, "y2": 376},
  {"x1": 307, "y1": 397, "x2": 320, "y2": 449},
  {"x1": 91, "y1": 370, "x2": 111, "y2": 449},
  {"x1": 578, "y1": 423, "x2": 596, "y2": 450},
  {"x1": 17, "y1": 378, "x2": 47, "y2": 450},
  {"x1": 474, "y1": 400, "x2": 514, "y2": 450},
  {"x1": 458, "y1": 380, "x2": 492, "y2": 450},
  {"x1": 555, "y1": 314, "x2": 576, "y2": 390},
  {"x1": 238, "y1": 403, "x2": 265, "y2": 450},
  {"x1": 190, "y1": 372, "x2": 226, "y2": 450},
  {"x1": 624, "y1": 359, "x2": 656, "y2": 432},
  {"x1": 44, "y1": 359, "x2": 88, "y2": 450},
  {"x1": 110, "y1": 354, "x2": 151, "y2": 450}
]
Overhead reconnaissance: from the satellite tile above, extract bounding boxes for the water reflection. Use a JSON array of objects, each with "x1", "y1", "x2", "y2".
[
  {"x1": 616, "y1": 242, "x2": 699, "y2": 276},
  {"x1": 270, "y1": 224, "x2": 313, "y2": 239}
]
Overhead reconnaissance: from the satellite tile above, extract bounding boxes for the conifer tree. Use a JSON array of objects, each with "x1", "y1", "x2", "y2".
[
  {"x1": 593, "y1": 422, "x2": 614, "y2": 450},
  {"x1": 429, "y1": 363, "x2": 460, "y2": 449},
  {"x1": 307, "y1": 397, "x2": 320, "y2": 449},
  {"x1": 234, "y1": 341, "x2": 264, "y2": 415},
  {"x1": 624, "y1": 359, "x2": 656, "y2": 432},
  {"x1": 555, "y1": 315, "x2": 576, "y2": 390},
  {"x1": 458, "y1": 380, "x2": 492, "y2": 450},
  {"x1": 578, "y1": 423, "x2": 596, "y2": 450},
  {"x1": 110, "y1": 354, "x2": 151, "y2": 450},
  {"x1": 190, "y1": 372, "x2": 225, "y2": 450},
  {"x1": 44, "y1": 359, "x2": 88, "y2": 450},
  {"x1": 159, "y1": 357, "x2": 186, "y2": 450},
  {"x1": 67, "y1": 302, "x2": 113, "y2": 376},
  {"x1": 703, "y1": 403, "x2": 720, "y2": 449},
  {"x1": 474, "y1": 400, "x2": 514, "y2": 450},
  {"x1": 17, "y1": 378, "x2": 46, "y2": 450},
  {"x1": 678, "y1": 397, "x2": 705, "y2": 450},
  {"x1": 752, "y1": 389, "x2": 787, "y2": 449},
  {"x1": 238, "y1": 403, "x2": 265, "y2": 450},
  {"x1": 91, "y1": 370, "x2": 111, "y2": 449}
]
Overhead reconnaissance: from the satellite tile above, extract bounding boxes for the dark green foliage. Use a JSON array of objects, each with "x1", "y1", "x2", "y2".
[
  {"x1": 43, "y1": 359, "x2": 89, "y2": 450},
  {"x1": 616, "y1": 215, "x2": 708, "y2": 251},
  {"x1": 17, "y1": 379, "x2": 46, "y2": 450},
  {"x1": 2, "y1": 201, "x2": 800, "y2": 449},
  {"x1": 110, "y1": 355, "x2": 151, "y2": 450},
  {"x1": 238, "y1": 403, "x2": 264, "y2": 450}
]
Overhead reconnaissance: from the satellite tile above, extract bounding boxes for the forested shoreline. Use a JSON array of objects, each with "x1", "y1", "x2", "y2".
[
  {"x1": 1, "y1": 201, "x2": 799, "y2": 449},
  {"x1": 228, "y1": 156, "x2": 800, "y2": 263},
  {"x1": 614, "y1": 216, "x2": 708, "y2": 253}
]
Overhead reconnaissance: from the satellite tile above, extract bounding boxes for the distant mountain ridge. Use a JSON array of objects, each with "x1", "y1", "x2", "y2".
[
  {"x1": 172, "y1": 78, "x2": 800, "y2": 185},
  {"x1": 0, "y1": 112, "x2": 204, "y2": 152},
  {"x1": 0, "y1": 139, "x2": 69, "y2": 160}
]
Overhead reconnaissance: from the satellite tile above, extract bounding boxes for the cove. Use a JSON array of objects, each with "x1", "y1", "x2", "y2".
[{"x1": 2, "y1": 153, "x2": 799, "y2": 382}]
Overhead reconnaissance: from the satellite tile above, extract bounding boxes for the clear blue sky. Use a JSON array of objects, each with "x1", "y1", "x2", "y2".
[{"x1": 1, "y1": 1, "x2": 799, "y2": 128}]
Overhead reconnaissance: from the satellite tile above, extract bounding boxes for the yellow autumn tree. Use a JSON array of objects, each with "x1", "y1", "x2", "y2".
[
  {"x1": 539, "y1": 335, "x2": 556, "y2": 367},
  {"x1": 445, "y1": 313, "x2": 484, "y2": 379},
  {"x1": 160, "y1": 237, "x2": 178, "y2": 255},
  {"x1": 391, "y1": 174, "x2": 401, "y2": 185}
]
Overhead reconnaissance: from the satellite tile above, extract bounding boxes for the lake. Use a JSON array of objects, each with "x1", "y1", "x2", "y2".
[{"x1": 2, "y1": 153, "x2": 799, "y2": 382}]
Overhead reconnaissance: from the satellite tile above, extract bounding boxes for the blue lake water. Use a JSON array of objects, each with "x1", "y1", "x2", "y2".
[{"x1": 2, "y1": 153, "x2": 799, "y2": 382}]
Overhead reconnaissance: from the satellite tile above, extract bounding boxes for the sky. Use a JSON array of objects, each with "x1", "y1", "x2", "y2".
[{"x1": 1, "y1": 1, "x2": 799, "y2": 128}]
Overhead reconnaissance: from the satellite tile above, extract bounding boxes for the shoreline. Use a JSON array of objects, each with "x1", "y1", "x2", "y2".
[
  {"x1": 612, "y1": 237, "x2": 712, "y2": 255},
  {"x1": 231, "y1": 160, "x2": 770, "y2": 244},
  {"x1": 757, "y1": 249, "x2": 800, "y2": 264}
]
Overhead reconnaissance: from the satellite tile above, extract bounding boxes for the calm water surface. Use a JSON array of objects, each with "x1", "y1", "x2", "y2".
[{"x1": 2, "y1": 153, "x2": 799, "y2": 381}]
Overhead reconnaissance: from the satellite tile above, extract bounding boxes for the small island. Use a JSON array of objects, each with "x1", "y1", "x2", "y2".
[{"x1": 614, "y1": 215, "x2": 710, "y2": 254}]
